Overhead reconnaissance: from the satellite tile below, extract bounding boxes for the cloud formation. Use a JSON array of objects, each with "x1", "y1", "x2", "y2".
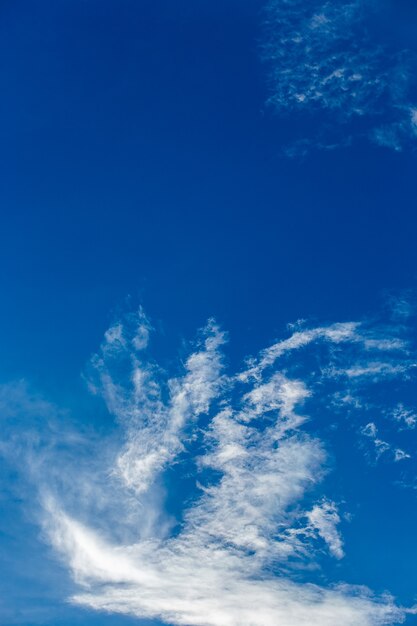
[
  {"x1": 262, "y1": 0, "x2": 417, "y2": 152},
  {"x1": 2, "y1": 308, "x2": 417, "y2": 625}
]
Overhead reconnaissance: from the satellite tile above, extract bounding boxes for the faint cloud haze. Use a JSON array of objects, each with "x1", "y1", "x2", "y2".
[{"x1": 262, "y1": 0, "x2": 417, "y2": 152}]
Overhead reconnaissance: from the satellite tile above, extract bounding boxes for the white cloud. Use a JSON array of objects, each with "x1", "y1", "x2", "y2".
[
  {"x1": 239, "y1": 322, "x2": 358, "y2": 381},
  {"x1": 2, "y1": 310, "x2": 417, "y2": 625},
  {"x1": 394, "y1": 449, "x2": 411, "y2": 463},
  {"x1": 262, "y1": 0, "x2": 417, "y2": 151},
  {"x1": 392, "y1": 404, "x2": 417, "y2": 429},
  {"x1": 361, "y1": 422, "x2": 391, "y2": 459},
  {"x1": 362, "y1": 422, "x2": 378, "y2": 439},
  {"x1": 327, "y1": 361, "x2": 414, "y2": 380},
  {"x1": 88, "y1": 312, "x2": 226, "y2": 495},
  {"x1": 45, "y1": 500, "x2": 402, "y2": 626},
  {"x1": 194, "y1": 408, "x2": 325, "y2": 559},
  {"x1": 307, "y1": 500, "x2": 344, "y2": 559},
  {"x1": 361, "y1": 422, "x2": 411, "y2": 463}
]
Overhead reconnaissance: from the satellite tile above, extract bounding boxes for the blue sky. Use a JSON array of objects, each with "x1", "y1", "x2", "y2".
[{"x1": 1, "y1": 1, "x2": 417, "y2": 625}]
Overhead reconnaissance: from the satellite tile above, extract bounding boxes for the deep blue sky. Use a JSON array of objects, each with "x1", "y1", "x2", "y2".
[
  {"x1": 1, "y1": 1, "x2": 417, "y2": 625},
  {"x1": 1, "y1": 0, "x2": 416, "y2": 395}
]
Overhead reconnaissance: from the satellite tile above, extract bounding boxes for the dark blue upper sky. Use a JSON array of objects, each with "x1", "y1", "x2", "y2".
[
  {"x1": 1, "y1": 0, "x2": 416, "y2": 393},
  {"x1": 1, "y1": 2, "x2": 417, "y2": 625}
]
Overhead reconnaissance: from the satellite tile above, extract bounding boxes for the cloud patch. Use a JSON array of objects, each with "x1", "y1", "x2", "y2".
[
  {"x1": 262, "y1": 0, "x2": 417, "y2": 152},
  {"x1": 2, "y1": 308, "x2": 417, "y2": 625}
]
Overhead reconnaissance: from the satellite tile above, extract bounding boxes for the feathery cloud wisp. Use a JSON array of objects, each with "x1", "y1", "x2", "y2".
[
  {"x1": 2, "y1": 308, "x2": 417, "y2": 625},
  {"x1": 262, "y1": 0, "x2": 417, "y2": 152}
]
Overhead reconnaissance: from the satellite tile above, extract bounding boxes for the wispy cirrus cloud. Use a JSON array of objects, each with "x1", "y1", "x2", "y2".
[
  {"x1": 2, "y1": 307, "x2": 417, "y2": 625},
  {"x1": 391, "y1": 404, "x2": 417, "y2": 430},
  {"x1": 262, "y1": 0, "x2": 417, "y2": 152},
  {"x1": 361, "y1": 422, "x2": 410, "y2": 463},
  {"x1": 306, "y1": 499, "x2": 344, "y2": 560}
]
